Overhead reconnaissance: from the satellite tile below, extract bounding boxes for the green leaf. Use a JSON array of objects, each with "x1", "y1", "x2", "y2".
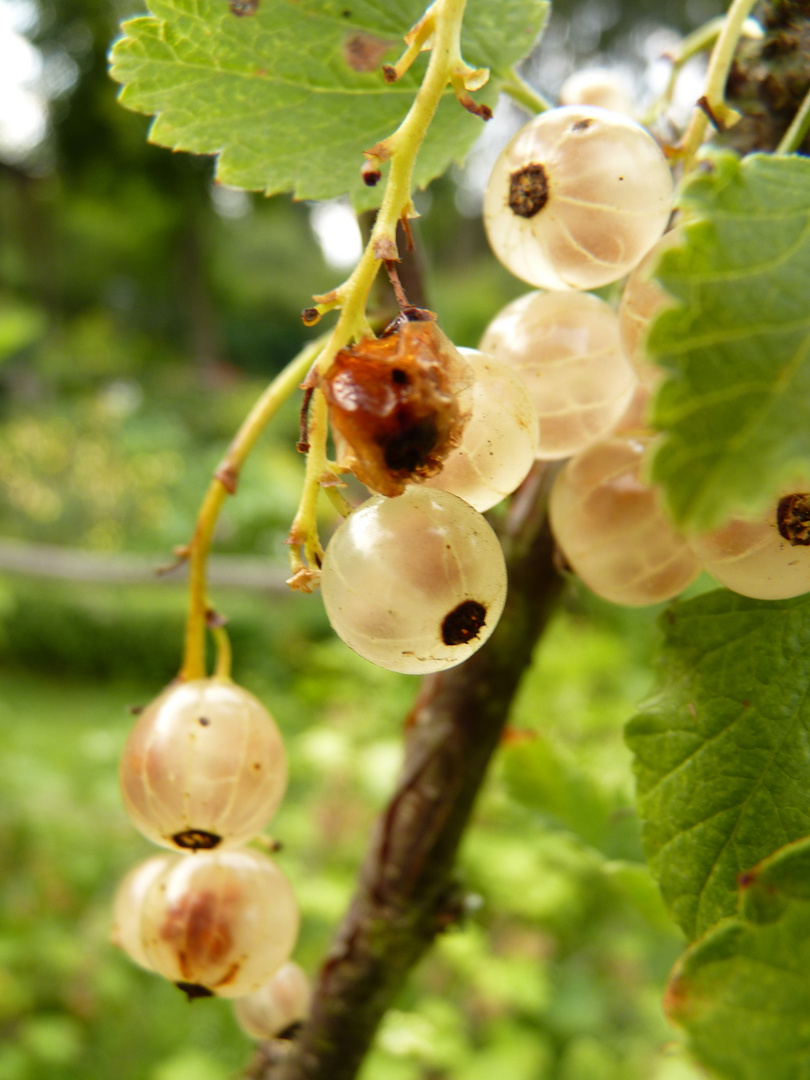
[
  {"x1": 0, "y1": 303, "x2": 46, "y2": 362},
  {"x1": 625, "y1": 589, "x2": 810, "y2": 940},
  {"x1": 501, "y1": 735, "x2": 632, "y2": 857},
  {"x1": 666, "y1": 838, "x2": 810, "y2": 1080},
  {"x1": 648, "y1": 151, "x2": 810, "y2": 531},
  {"x1": 109, "y1": 0, "x2": 548, "y2": 210}
]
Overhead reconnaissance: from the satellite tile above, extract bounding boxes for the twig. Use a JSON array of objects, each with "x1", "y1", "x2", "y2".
[
  {"x1": 776, "y1": 83, "x2": 810, "y2": 153},
  {"x1": 252, "y1": 465, "x2": 563, "y2": 1080}
]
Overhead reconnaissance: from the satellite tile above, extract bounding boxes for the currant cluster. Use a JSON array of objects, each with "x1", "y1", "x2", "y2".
[
  {"x1": 112, "y1": 677, "x2": 307, "y2": 1027},
  {"x1": 316, "y1": 317, "x2": 535, "y2": 674},
  {"x1": 478, "y1": 102, "x2": 810, "y2": 606}
]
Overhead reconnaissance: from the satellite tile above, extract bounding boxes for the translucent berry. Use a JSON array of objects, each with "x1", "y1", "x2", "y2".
[
  {"x1": 421, "y1": 347, "x2": 539, "y2": 510},
  {"x1": 119, "y1": 678, "x2": 287, "y2": 852},
  {"x1": 690, "y1": 492, "x2": 810, "y2": 599},
  {"x1": 320, "y1": 487, "x2": 507, "y2": 674},
  {"x1": 618, "y1": 229, "x2": 682, "y2": 388},
  {"x1": 140, "y1": 849, "x2": 299, "y2": 998},
  {"x1": 479, "y1": 290, "x2": 637, "y2": 460},
  {"x1": 483, "y1": 105, "x2": 674, "y2": 290},
  {"x1": 320, "y1": 318, "x2": 472, "y2": 497},
  {"x1": 559, "y1": 69, "x2": 635, "y2": 116},
  {"x1": 549, "y1": 434, "x2": 701, "y2": 605},
  {"x1": 111, "y1": 854, "x2": 175, "y2": 970},
  {"x1": 234, "y1": 961, "x2": 312, "y2": 1040}
]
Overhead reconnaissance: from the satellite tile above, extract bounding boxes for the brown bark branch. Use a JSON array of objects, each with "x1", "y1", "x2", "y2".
[{"x1": 251, "y1": 465, "x2": 563, "y2": 1080}]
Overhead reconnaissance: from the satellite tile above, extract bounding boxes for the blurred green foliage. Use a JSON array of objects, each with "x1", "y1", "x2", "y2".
[{"x1": 1, "y1": 589, "x2": 705, "y2": 1080}]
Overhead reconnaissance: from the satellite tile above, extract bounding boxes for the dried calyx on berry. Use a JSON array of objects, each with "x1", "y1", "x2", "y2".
[{"x1": 318, "y1": 312, "x2": 472, "y2": 497}]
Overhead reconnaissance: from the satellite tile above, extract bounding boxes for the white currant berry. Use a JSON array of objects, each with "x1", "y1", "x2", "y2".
[
  {"x1": 233, "y1": 961, "x2": 312, "y2": 1040},
  {"x1": 119, "y1": 678, "x2": 287, "y2": 852},
  {"x1": 559, "y1": 69, "x2": 635, "y2": 117},
  {"x1": 618, "y1": 229, "x2": 682, "y2": 388},
  {"x1": 320, "y1": 487, "x2": 507, "y2": 674},
  {"x1": 612, "y1": 383, "x2": 652, "y2": 435},
  {"x1": 111, "y1": 854, "x2": 175, "y2": 970},
  {"x1": 549, "y1": 434, "x2": 700, "y2": 605},
  {"x1": 480, "y1": 290, "x2": 637, "y2": 460},
  {"x1": 420, "y1": 347, "x2": 539, "y2": 510},
  {"x1": 140, "y1": 849, "x2": 299, "y2": 998},
  {"x1": 483, "y1": 105, "x2": 674, "y2": 290},
  {"x1": 690, "y1": 492, "x2": 810, "y2": 600}
]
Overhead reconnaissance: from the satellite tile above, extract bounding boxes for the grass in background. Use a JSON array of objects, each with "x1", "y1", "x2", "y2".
[{"x1": 0, "y1": 580, "x2": 701, "y2": 1080}]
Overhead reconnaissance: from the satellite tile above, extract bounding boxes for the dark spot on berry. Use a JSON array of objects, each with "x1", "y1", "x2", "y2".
[
  {"x1": 253, "y1": 762, "x2": 262, "y2": 771},
  {"x1": 442, "y1": 600, "x2": 487, "y2": 646},
  {"x1": 571, "y1": 118, "x2": 593, "y2": 131},
  {"x1": 228, "y1": 0, "x2": 259, "y2": 15},
  {"x1": 173, "y1": 829, "x2": 221, "y2": 851},
  {"x1": 176, "y1": 981, "x2": 214, "y2": 1000},
  {"x1": 508, "y1": 163, "x2": 549, "y2": 219},
  {"x1": 383, "y1": 419, "x2": 439, "y2": 472},
  {"x1": 278, "y1": 1020, "x2": 305, "y2": 1041},
  {"x1": 392, "y1": 368, "x2": 409, "y2": 384},
  {"x1": 777, "y1": 493, "x2": 810, "y2": 545},
  {"x1": 198, "y1": 716, "x2": 211, "y2": 726}
]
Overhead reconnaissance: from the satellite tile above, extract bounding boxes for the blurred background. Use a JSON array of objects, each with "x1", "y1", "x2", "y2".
[{"x1": 0, "y1": 0, "x2": 724, "y2": 1077}]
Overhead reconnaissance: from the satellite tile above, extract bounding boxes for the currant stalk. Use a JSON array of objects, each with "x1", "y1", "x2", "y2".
[
  {"x1": 286, "y1": 0, "x2": 491, "y2": 587},
  {"x1": 677, "y1": 0, "x2": 760, "y2": 168},
  {"x1": 179, "y1": 337, "x2": 323, "y2": 683}
]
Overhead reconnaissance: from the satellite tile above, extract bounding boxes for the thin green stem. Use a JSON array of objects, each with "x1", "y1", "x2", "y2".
[
  {"x1": 287, "y1": 0, "x2": 486, "y2": 582},
  {"x1": 646, "y1": 13, "x2": 760, "y2": 124},
  {"x1": 679, "y1": 0, "x2": 759, "y2": 169},
  {"x1": 323, "y1": 485, "x2": 354, "y2": 518},
  {"x1": 179, "y1": 337, "x2": 324, "y2": 681},
  {"x1": 212, "y1": 624, "x2": 232, "y2": 681},
  {"x1": 776, "y1": 84, "x2": 810, "y2": 154},
  {"x1": 502, "y1": 70, "x2": 551, "y2": 115}
]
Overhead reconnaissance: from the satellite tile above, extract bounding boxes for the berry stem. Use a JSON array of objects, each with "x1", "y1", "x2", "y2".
[
  {"x1": 502, "y1": 70, "x2": 551, "y2": 115},
  {"x1": 776, "y1": 84, "x2": 810, "y2": 154},
  {"x1": 678, "y1": 0, "x2": 759, "y2": 168},
  {"x1": 179, "y1": 337, "x2": 325, "y2": 682},
  {"x1": 287, "y1": 0, "x2": 487, "y2": 580},
  {"x1": 212, "y1": 624, "x2": 232, "y2": 680},
  {"x1": 646, "y1": 13, "x2": 762, "y2": 126}
]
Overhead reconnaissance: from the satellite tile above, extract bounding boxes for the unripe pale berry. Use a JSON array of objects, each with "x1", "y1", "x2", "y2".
[
  {"x1": 549, "y1": 434, "x2": 701, "y2": 605},
  {"x1": 559, "y1": 69, "x2": 635, "y2": 117},
  {"x1": 618, "y1": 229, "x2": 682, "y2": 388},
  {"x1": 119, "y1": 678, "x2": 287, "y2": 852},
  {"x1": 480, "y1": 290, "x2": 637, "y2": 460},
  {"x1": 233, "y1": 961, "x2": 312, "y2": 1039},
  {"x1": 139, "y1": 849, "x2": 299, "y2": 998},
  {"x1": 320, "y1": 486, "x2": 507, "y2": 674},
  {"x1": 111, "y1": 854, "x2": 175, "y2": 970},
  {"x1": 483, "y1": 105, "x2": 674, "y2": 290},
  {"x1": 421, "y1": 347, "x2": 539, "y2": 510},
  {"x1": 690, "y1": 492, "x2": 810, "y2": 600}
]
